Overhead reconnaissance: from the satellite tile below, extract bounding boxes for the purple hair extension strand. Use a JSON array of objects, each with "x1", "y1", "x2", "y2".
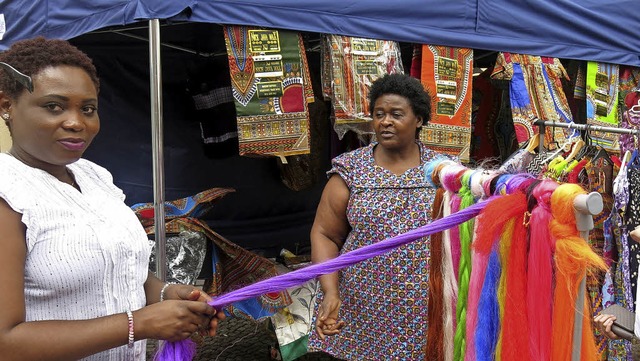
[{"x1": 155, "y1": 198, "x2": 494, "y2": 361}]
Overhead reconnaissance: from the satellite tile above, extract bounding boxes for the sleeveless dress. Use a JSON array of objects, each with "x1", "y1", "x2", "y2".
[
  {"x1": 0, "y1": 154, "x2": 150, "y2": 361},
  {"x1": 308, "y1": 142, "x2": 439, "y2": 360}
]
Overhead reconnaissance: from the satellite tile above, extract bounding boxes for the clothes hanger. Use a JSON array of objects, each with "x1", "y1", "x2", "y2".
[
  {"x1": 631, "y1": 99, "x2": 640, "y2": 115},
  {"x1": 525, "y1": 133, "x2": 540, "y2": 154},
  {"x1": 564, "y1": 137, "x2": 585, "y2": 163}
]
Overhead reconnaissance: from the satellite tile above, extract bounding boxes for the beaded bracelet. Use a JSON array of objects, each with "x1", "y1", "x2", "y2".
[
  {"x1": 126, "y1": 311, "x2": 134, "y2": 348},
  {"x1": 159, "y1": 283, "x2": 177, "y2": 302}
]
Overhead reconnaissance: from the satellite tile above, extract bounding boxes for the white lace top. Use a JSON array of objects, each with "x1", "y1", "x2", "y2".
[{"x1": 0, "y1": 153, "x2": 150, "y2": 360}]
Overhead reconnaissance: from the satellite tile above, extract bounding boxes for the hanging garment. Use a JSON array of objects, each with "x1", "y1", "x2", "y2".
[
  {"x1": 610, "y1": 156, "x2": 635, "y2": 359},
  {"x1": 471, "y1": 67, "x2": 505, "y2": 165},
  {"x1": 186, "y1": 58, "x2": 239, "y2": 159},
  {"x1": 419, "y1": 45, "x2": 473, "y2": 162},
  {"x1": 324, "y1": 35, "x2": 404, "y2": 139},
  {"x1": 583, "y1": 156, "x2": 616, "y2": 357},
  {"x1": 491, "y1": 53, "x2": 574, "y2": 147},
  {"x1": 223, "y1": 26, "x2": 314, "y2": 158},
  {"x1": 586, "y1": 62, "x2": 620, "y2": 152},
  {"x1": 620, "y1": 110, "x2": 640, "y2": 156}
]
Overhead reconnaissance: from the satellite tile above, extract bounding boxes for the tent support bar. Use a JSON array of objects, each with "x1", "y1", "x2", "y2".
[
  {"x1": 113, "y1": 30, "x2": 222, "y2": 57},
  {"x1": 149, "y1": 19, "x2": 167, "y2": 282}
]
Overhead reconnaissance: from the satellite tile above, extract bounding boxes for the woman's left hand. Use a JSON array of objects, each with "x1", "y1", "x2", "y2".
[
  {"x1": 166, "y1": 284, "x2": 226, "y2": 336},
  {"x1": 594, "y1": 313, "x2": 619, "y2": 340}
]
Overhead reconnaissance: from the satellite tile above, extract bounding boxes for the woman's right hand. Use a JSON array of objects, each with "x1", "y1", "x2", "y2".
[
  {"x1": 315, "y1": 291, "x2": 346, "y2": 340},
  {"x1": 135, "y1": 299, "x2": 216, "y2": 342}
]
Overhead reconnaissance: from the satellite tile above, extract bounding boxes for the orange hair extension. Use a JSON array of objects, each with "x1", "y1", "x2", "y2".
[
  {"x1": 549, "y1": 184, "x2": 607, "y2": 361},
  {"x1": 425, "y1": 187, "x2": 446, "y2": 360}
]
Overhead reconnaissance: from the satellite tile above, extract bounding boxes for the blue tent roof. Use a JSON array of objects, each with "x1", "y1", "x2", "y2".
[{"x1": 1, "y1": 0, "x2": 639, "y2": 65}]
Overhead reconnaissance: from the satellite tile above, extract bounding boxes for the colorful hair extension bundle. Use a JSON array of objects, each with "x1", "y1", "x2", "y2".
[
  {"x1": 472, "y1": 191, "x2": 528, "y2": 360},
  {"x1": 549, "y1": 184, "x2": 607, "y2": 361}
]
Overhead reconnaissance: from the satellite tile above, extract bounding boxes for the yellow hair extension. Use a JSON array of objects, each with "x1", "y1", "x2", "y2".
[{"x1": 494, "y1": 218, "x2": 514, "y2": 360}]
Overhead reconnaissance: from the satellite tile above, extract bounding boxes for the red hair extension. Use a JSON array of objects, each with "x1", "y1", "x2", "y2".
[
  {"x1": 473, "y1": 192, "x2": 528, "y2": 255},
  {"x1": 527, "y1": 180, "x2": 558, "y2": 360},
  {"x1": 549, "y1": 184, "x2": 607, "y2": 361},
  {"x1": 500, "y1": 206, "x2": 531, "y2": 361},
  {"x1": 425, "y1": 187, "x2": 446, "y2": 360}
]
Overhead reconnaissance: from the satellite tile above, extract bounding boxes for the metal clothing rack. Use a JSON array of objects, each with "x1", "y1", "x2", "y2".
[{"x1": 533, "y1": 119, "x2": 640, "y2": 153}]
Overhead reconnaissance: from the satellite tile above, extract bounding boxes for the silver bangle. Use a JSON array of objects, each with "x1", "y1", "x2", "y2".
[
  {"x1": 126, "y1": 311, "x2": 134, "y2": 348},
  {"x1": 160, "y1": 283, "x2": 177, "y2": 302}
]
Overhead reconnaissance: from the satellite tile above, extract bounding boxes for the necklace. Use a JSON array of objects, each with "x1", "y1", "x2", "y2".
[
  {"x1": 66, "y1": 169, "x2": 78, "y2": 188},
  {"x1": 5, "y1": 152, "x2": 77, "y2": 188}
]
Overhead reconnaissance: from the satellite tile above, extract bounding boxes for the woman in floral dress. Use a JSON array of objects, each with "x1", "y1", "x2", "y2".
[{"x1": 308, "y1": 74, "x2": 443, "y2": 360}]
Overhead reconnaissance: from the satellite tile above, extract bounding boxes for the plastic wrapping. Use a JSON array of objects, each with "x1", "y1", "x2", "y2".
[{"x1": 148, "y1": 230, "x2": 207, "y2": 285}]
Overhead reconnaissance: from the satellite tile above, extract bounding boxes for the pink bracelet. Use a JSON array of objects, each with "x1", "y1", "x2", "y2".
[{"x1": 126, "y1": 311, "x2": 134, "y2": 348}]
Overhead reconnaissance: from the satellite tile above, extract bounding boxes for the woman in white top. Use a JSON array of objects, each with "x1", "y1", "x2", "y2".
[{"x1": 0, "y1": 37, "x2": 225, "y2": 360}]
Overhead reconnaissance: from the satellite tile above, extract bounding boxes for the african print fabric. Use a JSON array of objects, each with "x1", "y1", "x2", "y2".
[
  {"x1": 131, "y1": 189, "x2": 291, "y2": 319},
  {"x1": 419, "y1": 45, "x2": 473, "y2": 162},
  {"x1": 491, "y1": 53, "x2": 575, "y2": 147},
  {"x1": 323, "y1": 35, "x2": 404, "y2": 139},
  {"x1": 586, "y1": 62, "x2": 620, "y2": 152},
  {"x1": 583, "y1": 157, "x2": 616, "y2": 358},
  {"x1": 131, "y1": 187, "x2": 236, "y2": 229},
  {"x1": 223, "y1": 26, "x2": 314, "y2": 158},
  {"x1": 307, "y1": 142, "x2": 439, "y2": 360},
  {"x1": 169, "y1": 217, "x2": 291, "y2": 319}
]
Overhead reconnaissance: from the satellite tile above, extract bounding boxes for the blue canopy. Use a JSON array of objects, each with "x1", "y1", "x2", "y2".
[{"x1": 1, "y1": 0, "x2": 640, "y2": 66}]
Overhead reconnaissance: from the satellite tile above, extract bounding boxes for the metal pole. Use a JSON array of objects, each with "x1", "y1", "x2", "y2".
[
  {"x1": 149, "y1": 19, "x2": 167, "y2": 282},
  {"x1": 571, "y1": 192, "x2": 603, "y2": 361}
]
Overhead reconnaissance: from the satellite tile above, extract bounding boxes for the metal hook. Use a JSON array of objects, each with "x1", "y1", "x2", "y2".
[{"x1": 0, "y1": 62, "x2": 34, "y2": 93}]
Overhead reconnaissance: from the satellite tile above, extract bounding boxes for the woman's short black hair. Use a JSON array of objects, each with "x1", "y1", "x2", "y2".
[
  {"x1": 368, "y1": 73, "x2": 432, "y2": 125},
  {"x1": 0, "y1": 37, "x2": 99, "y2": 98}
]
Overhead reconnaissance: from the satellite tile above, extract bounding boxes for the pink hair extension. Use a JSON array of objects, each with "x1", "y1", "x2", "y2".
[
  {"x1": 464, "y1": 218, "x2": 488, "y2": 361},
  {"x1": 441, "y1": 190, "x2": 458, "y2": 361},
  {"x1": 440, "y1": 164, "x2": 467, "y2": 193},
  {"x1": 527, "y1": 180, "x2": 558, "y2": 361},
  {"x1": 450, "y1": 192, "x2": 462, "y2": 285}
]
